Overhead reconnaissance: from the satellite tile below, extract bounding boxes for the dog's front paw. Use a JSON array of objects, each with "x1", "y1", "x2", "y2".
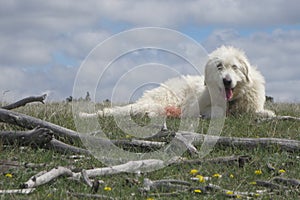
[
  {"x1": 256, "y1": 109, "x2": 276, "y2": 118},
  {"x1": 79, "y1": 110, "x2": 103, "y2": 118}
]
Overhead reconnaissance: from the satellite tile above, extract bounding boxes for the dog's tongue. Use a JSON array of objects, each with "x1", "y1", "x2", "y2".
[{"x1": 225, "y1": 88, "x2": 233, "y2": 100}]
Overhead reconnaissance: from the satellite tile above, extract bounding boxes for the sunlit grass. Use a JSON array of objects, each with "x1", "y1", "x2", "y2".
[{"x1": 0, "y1": 102, "x2": 299, "y2": 199}]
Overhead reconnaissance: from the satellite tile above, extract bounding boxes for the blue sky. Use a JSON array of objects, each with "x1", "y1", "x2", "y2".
[{"x1": 1, "y1": 0, "x2": 300, "y2": 103}]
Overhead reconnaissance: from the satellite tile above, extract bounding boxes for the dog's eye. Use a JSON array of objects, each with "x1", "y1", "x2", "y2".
[
  {"x1": 217, "y1": 63, "x2": 223, "y2": 70},
  {"x1": 232, "y1": 65, "x2": 238, "y2": 70}
]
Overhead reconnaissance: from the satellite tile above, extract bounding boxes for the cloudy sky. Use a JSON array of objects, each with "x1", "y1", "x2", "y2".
[{"x1": 1, "y1": 0, "x2": 300, "y2": 103}]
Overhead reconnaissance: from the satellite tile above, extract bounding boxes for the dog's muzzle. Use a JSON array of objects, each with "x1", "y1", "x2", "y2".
[{"x1": 223, "y1": 78, "x2": 234, "y2": 100}]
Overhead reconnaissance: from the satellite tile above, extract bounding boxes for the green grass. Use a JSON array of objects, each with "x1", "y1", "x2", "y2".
[{"x1": 0, "y1": 102, "x2": 299, "y2": 199}]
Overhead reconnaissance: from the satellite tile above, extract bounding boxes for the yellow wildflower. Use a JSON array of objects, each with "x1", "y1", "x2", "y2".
[
  {"x1": 255, "y1": 193, "x2": 260, "y2": 197},
  {"x1": 249, "y1": 181, "x2": 257, "y2": 185},
  {"x1": 236, "y1": 195, "x2": 242, "y2": 199},
  {"x1": 229, "y1": 174, "x2": 234, "y2": 178},
  {"x1": 278, "y1": 169, "x2": 286, "y2": 174},
  {"x1": 212, "y1": 173, "x2": 222, "y2": 178},
  {"x1": 146, "y1": 198, "x2": 154, "y2": 200},
  {"x1": 194, "y1": 189, "x2": 202, "y2": 193},
  {"x1": 190, "y1": 169, "x2": 198, "y2": 175},
  {"x1": 196, "y1": 175, "x2": 205, "y2": 183},
  {"x1": 254, "y1": 170, "x2": 262, "y2": 175},
  {"x1": 104, "y1": 186, "x2": 112, "y2": 191},
  {"x1": 226, "y1": 191, "x2": 234, "y2": 195},
  {"x1": 5, "y1": 173, "x2": 13, "y2": 178}
]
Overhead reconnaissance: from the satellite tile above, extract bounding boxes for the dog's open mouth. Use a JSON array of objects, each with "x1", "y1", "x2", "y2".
[{"x1": 225, "y1": 88, "x2": 234, "y2": 101}]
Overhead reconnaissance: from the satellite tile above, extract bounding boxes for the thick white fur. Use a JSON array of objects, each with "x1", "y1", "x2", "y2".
[{"x1": 80, "y1": 46, "x2": 275, "y2": 118}]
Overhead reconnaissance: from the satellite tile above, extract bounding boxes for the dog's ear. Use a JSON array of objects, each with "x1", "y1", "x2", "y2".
[
  {"x1": 238, "y1": 58, "x2": 251, "y2": 82},
  {"x1": 204, "y1": 57, "x2": 218, "y2": 85}
]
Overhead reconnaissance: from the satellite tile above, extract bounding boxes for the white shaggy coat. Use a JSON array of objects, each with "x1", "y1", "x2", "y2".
[{"x1": 81, "y1": 46, "x2": 275, "y2": 118}]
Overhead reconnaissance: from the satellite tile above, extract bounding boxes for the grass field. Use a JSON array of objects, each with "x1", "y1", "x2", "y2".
[{"x1": 0, "y1": 102, "x2": 299, "y2": 199}]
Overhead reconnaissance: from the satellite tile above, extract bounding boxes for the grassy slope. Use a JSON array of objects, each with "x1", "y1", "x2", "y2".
[{"x1": 0, "y1": 102, "x2": 299, "y2": 199}]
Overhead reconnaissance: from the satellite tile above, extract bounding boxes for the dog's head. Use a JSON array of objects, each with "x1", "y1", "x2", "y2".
[{"x1": 204, "y1": 46, "x2": 252, "y2": 101}]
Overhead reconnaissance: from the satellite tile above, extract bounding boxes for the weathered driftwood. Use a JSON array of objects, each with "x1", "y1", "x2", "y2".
[
  {"x1": 174, "y1": 155, "x2": 251, "y2": 168},
  {"x1": 1, "y1": 94, "x2": 47, "y2": 110},
  {"x1": 0, "y1": 127, "x2": 90, "y2": 155},
  {"x1": 271, "y1": 177, "x2": 300, "y2": 187},
  {"x1": 206, "y1": 183, "x2": 268, "y2": 198},
  {"x1": 80, "y1": 170, "x2": 104, "y2": 192},
  {"x1": 1, "y1": 105, "x2": 299, "y2": 152},
  {"x1": 72, "y1": 155, "x2": 250, "y2": 180},
  {"x1": 176, "y1": 131, "x2": 300, "y2": 153},
  {"x1": 142, "y1": 178, "x2": 191, "y2": 192},
  {"x1": 255, "y1": 180, "x2": 285, "y2": 189},
  {"x1": 0, "y1": 160, "x2": 47, "y2": 173},
  {"x1": 257, "y1": 115, "x2": 300, "y2": 122},
  {"x1": 47, "y1": 138, "x2": 91, "y2": 155},
  {"x1": 55, "y1": 130, "x2": 299, "y2": 156},
  {"x1": 0, "y1": 188, "x2": 36, "y2": 195},
  {"x1": 0, "y1": 127, "x2": 52, "y2": 147},
  {"x1": 81, "y1": 169, "x2": 93, "y2": 187},
  {"x1": 141, "y1": 179, "x2": 270, "y2": 198},
  {"x1": 112, "y1": 139, "x2": 165, "y2": 151},
  {"x1": 73, "y1": 159, "x2": 165, "y2": 179},
  {"x1": 0, "y1": 108, "x2": 79, "y2": 141},
  {"x1": 21, "y1": 166, "x2": 73, "y2": 188}
]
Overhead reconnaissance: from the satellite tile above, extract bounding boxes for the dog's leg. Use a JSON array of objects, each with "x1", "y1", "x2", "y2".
[
  {"x1": 255, "y1": 109, "x2": 276, "y2": 118},
  {"x1": 79, "y1": 102, "x2": 165, "y2": 118},
  {"x1": 79, "y1": 104, "x2": 136, "y2": 118}
]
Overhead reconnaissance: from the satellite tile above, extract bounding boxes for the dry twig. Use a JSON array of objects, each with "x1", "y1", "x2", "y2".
[
  {"x1": 21, "y1": 166, "x2": 73, "y2": 188},
  {"x1": 1, "y1": 94, "x2": 47, "y2": 110},
  {"x1": 257, "y1": 115, "x2": 300, "y2": 122},
  {"x1": 0, "y1": 188, "x2": 36, "y2": 194}
]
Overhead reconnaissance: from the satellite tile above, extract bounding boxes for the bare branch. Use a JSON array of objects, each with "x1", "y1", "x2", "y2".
[
  {"x1": 206, "y1": 183, "x2": 268, "y2": 198},
  {"x1": 81, "y1": 169, "x2": 93, "y2": 187},
  {"x1": 257, "y1": 115, "x2": 300, "y2": 123},
  {"x1": 72, "y1": 159, "x2": 165, "y2": 179},
  {"x1": 0, "y1": 160, "x2": 46, "y2": 173},
  {"x1": 272, "y1": 177, "x2": 300, "y2": 187},
  {"x1": 142, "y1": 178, "x2": 191, "y2": 192},
  {"x1": 0, "y1": 108, "x2": 79, "y2": 141},
  {"x1": 0, "y1": 127, "x2": 52, "y2": 147},
  {"x1": 46, "y1": 138, "x2": 91, "y2": 155},
  {"x1": 172, "y1": 155, "x2": 251, "y2": 168},
  {"x1": 21, "y1": 166, "x2": 73, "y2": 188},
  {"x1": 177, "y1": 131, "x2": 300, "y2": 152},
  {"x1": 0, "y1": 188, "x2": 35, "y2": 194},
  {"x1": 1, "y1": 94, "x2": 47, "y2": 110},
  {"x1": 255, "y1": 180, "x2": 284, "y2": 189}
]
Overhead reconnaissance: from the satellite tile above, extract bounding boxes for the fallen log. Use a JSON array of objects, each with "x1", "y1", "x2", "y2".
[
  {"x1": 1, "y1": 94, "x2": 47, "y2": 110},
  {"x1": 0, "y1": 127, "x2": 90, "y2": 155},
  {"x1": 21, "y1": 166, "x2": 73, "y2": 188},
  {"x1": 0, "y1": 127, "x2": 52, "y2": 147},
  {"x1": 176, "y1": 131, "x2": 300, "y2": 153},
  {"x1": 72, "y1": 159, "x2": 165, "y2": 179},
  {"x1": 0, "y1": 108, "x2": 79, "y2": 141}
]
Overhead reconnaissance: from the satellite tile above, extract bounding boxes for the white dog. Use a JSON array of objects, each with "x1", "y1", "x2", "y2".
[{"x1": 80, "y1": 46, "x2": 275, "y2": 119}]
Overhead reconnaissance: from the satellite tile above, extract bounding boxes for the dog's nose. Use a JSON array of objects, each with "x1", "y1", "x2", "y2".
[{"x1": 223, "y1": 78, "x2": 232, "y2": 87}]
